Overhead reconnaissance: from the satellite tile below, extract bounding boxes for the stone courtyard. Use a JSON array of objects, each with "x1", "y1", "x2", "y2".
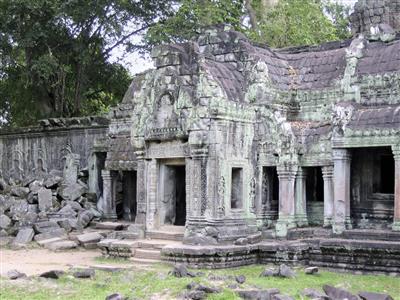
[{"x1": 1, "y1": 0, "x2": 400, "y2": 291}]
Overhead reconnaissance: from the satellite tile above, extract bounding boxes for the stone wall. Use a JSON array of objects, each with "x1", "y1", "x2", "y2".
[
  {"x1": 350, "y1": 0, "x2": 400, "y2": 35},
  {"x1": 0, "y1": 117, "x2": 109, "y2": 181}
]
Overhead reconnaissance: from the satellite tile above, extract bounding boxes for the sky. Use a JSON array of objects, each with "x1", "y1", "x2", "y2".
[{"x1": 110, "y1": 0, "x2": 359, "y2": 76}]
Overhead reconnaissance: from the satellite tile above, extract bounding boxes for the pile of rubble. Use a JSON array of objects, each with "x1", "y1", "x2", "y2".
[{"x1": 0, "y1": 153, "x2": 101, "y2": 247}]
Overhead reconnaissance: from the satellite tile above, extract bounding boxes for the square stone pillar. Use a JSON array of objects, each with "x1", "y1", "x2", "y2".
[
  {"x1": 101, "y1": 170, "x2": 117, "y2": 220},
  {"x1": 392, "y1": 146, "x2": 400, "y2": 231},
  {"x1": 295, "y1": 167, "x2": 308, "y2": 227},
  {"x1": 276, "y1": 164, "x2": 297, "y2": 237},
  {"x1": 332, "y1": 149, "x2": 352, "y2": 234},
  {"x1": 322, "y1": 165, "x2": 334, "y2": 227}
]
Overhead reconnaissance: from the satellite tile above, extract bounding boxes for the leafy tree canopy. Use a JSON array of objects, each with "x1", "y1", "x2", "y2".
[{"x1": 0, "y1": 0, "x2": 174, "y2": 127}]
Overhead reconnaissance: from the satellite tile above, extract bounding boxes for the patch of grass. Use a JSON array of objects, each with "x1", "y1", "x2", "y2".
[{"x1": 1, "y1": 264, "x2": 399, "y2": 300}]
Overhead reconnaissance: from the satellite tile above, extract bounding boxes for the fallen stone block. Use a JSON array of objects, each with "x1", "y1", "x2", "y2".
[
  {"x1": 40, "y1": 270, "x2": 65, "y2": 279},
  {"x1": 304, "y1": 267, "x2": 318, "y2": 275},
  {"x1": 14, "y1": 227, "x2": 35, "y2": 245},
  {"x1": 33, "y1": 221, "x2": 60, "y2": 233},
  {"x1": 279, "y1": 264, "x2": 296, "y2": 278},
  {"x1": 184, "y1": 290, "x2": 206, "y2": 300},
  {"x1": 38, "y1": 187, "x2": 53, "y2": 212},
  {"x1": 10, "y1": 186, "x2": 30, "y2": 198},
  {"x1": 260, "y1": 268, "x2": 279, "y2": 277},
  {"x1": 77, "y1": 210, "x2": 94, "y2": 228},
  {"x1": 45, "y1": 240, "x2": 78, "y2": 251},
  {"x1": 105, "y1": 293, "x2": 124, "y2": 300},
  {"x1": 95, "y1": 221, "x2": 124, "y2": 230},
  {"x1": 237, "y1": 289, "x2": 280, "y2": 300},
  {"x1": 37, "y1": 237, "x2": 65, "y2": 246},
  {"x1": 34, "y1": 228, "x2": 67, "y2": 241},
  {"x1": 73, "y1": 268, "x2": 95, "y2": 279},
  {"x1": 59, "y1": 183, "x2": 86, "y2": 202},
  {"x1": 0, "y1": 214, "x2": 11, "y2": 229},
  {"x1": 169, "y1": 264, "x2": 196, "y2": 278},
  {"x1": 77, "y1": 232, "x2": 103, "y2": 245},
  {"x1": 236, "y1": 275, "x2": 246, "y2": 284},
  {"x1": 301, "y1": 288, "x2": 329, "y2": 300},
  {"x1": 7, "y1": 269, "x2": 27, "y2": 280},
  {"x1": 323, "y1": 285, "x2": 359, "y2": 300}
]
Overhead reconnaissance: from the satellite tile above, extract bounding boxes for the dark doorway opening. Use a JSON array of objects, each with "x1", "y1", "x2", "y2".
[
  {"x1": 122, "y1": 171, "x2": 137, "y2": 221},
  {"x1": 305, "y1": 167, "x2": 324, "y2": 225},
  {"x1": 261, "y1": 166, "x2": 279, "y2": 215},
  {"x1": 95, "y1": 152, "x2": 107, "y2": 197},
  {"x1": 160, "y1": 164, "x2": 186, "y2": 226},
  {"x1": 231, "y1": 167, "x2": 244, "y2": 209},
  {"x1": 379, "y1": 155, "x2": 395, "y2": 194}
]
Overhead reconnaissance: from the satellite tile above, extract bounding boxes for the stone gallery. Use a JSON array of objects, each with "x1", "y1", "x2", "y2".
[{"x1": 1, "y1": 0, "x2": 400, "y2": 272}]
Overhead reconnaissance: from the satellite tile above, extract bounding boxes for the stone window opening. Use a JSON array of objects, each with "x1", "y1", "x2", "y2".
[{"x1": 231, "y1": 167, "x2": 244, "y2": 209}]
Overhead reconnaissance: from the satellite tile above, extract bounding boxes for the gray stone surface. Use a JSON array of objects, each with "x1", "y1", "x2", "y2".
[
  {"x1": 7, "y1": 269, "x2": 27, "y2": 280},
  {"x1": 105, "y1": 294, "x2": 124, "y2": 300},
  {"x1": 45, "y1": 240, "x2": 78, "y2": 251},
  {"x1": 323, "y1": 285, "x2": 359, "y2": 300},
  {"x1": 59, "y1": 183, "x2": 86, "y2": 202},
  {"x1": 77, "y1": 232, "x2": 103, "y2": 244},
  {"x1": 34, "y1": 228, "x2": 67, "y2": 241},
  {"x1": 0, "y1": 214, "x2": 11, "y2": 229},
  {"x1": 10, "y1": 187, "x2": 29, "y2": 198},
  {"x1": 38, "y1": 187, "x2": 52, "y2": 212},
  {"x1": 304, "y1": 267, "x2": 318, "y2": 275},
  {"x1": 39, "y1": 270, "x2": 65, "y2": 279},
  {"x1": 358, "y1": 292, "x2": 394, "y2": 300},
  {"x1": 14, "y1": 227, "x2": 34, "y2": 245},
  {"x1": 73, "y1": 268, "x2": 95, "y2": 279}
]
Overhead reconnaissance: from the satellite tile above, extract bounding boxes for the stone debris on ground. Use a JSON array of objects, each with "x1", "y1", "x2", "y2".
[
  {"x1": 39, "y1": 270, "x2": 65, "y2": 279},
  {"x1": 0, "y1": 153, "x2": 103, "y2": 249},
  {"x1": 72, "y1": 268, "x2": 95, "y2": 279},
  {"x1": 169, "y1": 264, "x2": 196, "y2": 278},
  {"x1": 7, "y1": 269, "x2": 27, "y2": 280},
  {"x1": 260, "y1": 264, "x2": 296, "y2": 278}
]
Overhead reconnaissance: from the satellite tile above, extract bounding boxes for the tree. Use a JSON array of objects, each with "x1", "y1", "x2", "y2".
[
  {"x1": 0, "y1": 0, "x2": 175, "y2": 127},
  {"x1": 146, "y1": 0, "x2": 351, "y2": 49}
]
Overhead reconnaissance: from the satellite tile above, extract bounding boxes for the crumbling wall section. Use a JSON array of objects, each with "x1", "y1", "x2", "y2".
[{"x1": 0, "y1": 117, "x2": 109, "y2": 181}]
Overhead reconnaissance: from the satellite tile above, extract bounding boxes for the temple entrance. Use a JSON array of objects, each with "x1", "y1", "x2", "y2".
[
  {"x1": 305, "y1": 167, "x2": 324, "y2": 225},
  {"x1": 159, "y1": 162, "x2": 186, "y2": 226},
  {"x1": 121, "y1": 171, "x2": 137, "y2": 221},
  {"x1": 261, "y1": 166, "x2": 279, "y2": 219}
]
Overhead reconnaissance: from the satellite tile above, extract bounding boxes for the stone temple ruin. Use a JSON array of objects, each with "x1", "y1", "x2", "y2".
[{"x1": 1, "y1": 0, "x2": 400, "y2": 273}]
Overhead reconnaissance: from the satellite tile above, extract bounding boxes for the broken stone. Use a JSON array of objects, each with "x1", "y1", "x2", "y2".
[
  {"x1": 59, "y1": 183, "x2": 86, "y2": 202},
  {"x1": 57, "y1": 219, "x2": 74, "y2": 232},
  {"x1": 10, "y1": 186, "x2": 30, "y2": 198},
  {"x1": 76, "y1": 210, "x2": 94, "y2": 228},
  {"x1": 247, "y1": 232, "x2": 262, "y2": 244},
  {"x1": 14, "y1": 227, "x2": 35, "y2": 245},
  {"x1": 358, "y1": 292, "x2": 394, "y2": 300},
  {"x1": 304, "y1": 267, "x2": 319, "y2": 275},
  {"x1": 323, "y1": 285, "x2": 359, "y2": 300},
  {"x1": 105, "y1": 294, "x2": 124, "y2": 300},
  {"x1": 302, "y1": 288, "x2": 330, "y2": 300},
  {"x1": 235, "y1": 275, "x2": 246, "y2": 284},
  {"x1": 34, "y1": 228, "x2": 67, "y2": 241},
  {"x1": 184, "y1": 290, "x2": 206, "y2": 300},
  {"x1": 22, "y1": 177, "x2": 36, "y2": 187},
  {"x1": 33, "y1": 221, "x2": 60, "y2": 233},
  {"x1": 7, "y1": 269, "x2": 27, "y2": 280},
  {"x1": 77, "y1": 232, "x2": 102, "y2": 245},
  {"x1": 44, "y1": 176, "x2": 62, "y2": 189},
  {"x1": 0, "y1": 214, "x2": 11, "y2": 229},
  {"x1": 187, "y1": 282, "x2": 221, "y2": 293},
  {"x1": 9, "y1": 200, "x2": 29, "y2": 221},
  {"x1": 237, "y1": 288, "x2": 280, "y2": 300},
  {"x1": 28, "y1": 180, "x2": 43, "y2": 194},
  {"x1": 45, "y1": 240, "x2": 78, "y2": 251},
  {"x1": 279, "y1": 264, "x2": 296, "y2": 278},
  {"x1": 38, "y1": 187, "x2": 53, "y2": 212},
  {"x1": 40, "y1": 270, "x2": 65, "y2": 279},
  {"x1": 260, "y1": 268, "x2": 280, "y2": 277},
  {"x1": 73, "y1": 268, "x2": 95, "y2": 279},
  {"x1": 234, "y1": 237, "x2": 248, "y2": 245},
  {"x1": 58, "y1": 205, "x2": 77, "y2": 217},
  {"x1": 0, "y1": 177, "x2": 9, "y2": 191},
  {"x1": 169, "y1": 264, "x2": 196, "y2": 278}
]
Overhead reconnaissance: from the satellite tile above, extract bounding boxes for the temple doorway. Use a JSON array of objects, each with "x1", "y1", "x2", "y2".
[{"x1": 159, "y1": 162, "x2": 186, "y2": 226}]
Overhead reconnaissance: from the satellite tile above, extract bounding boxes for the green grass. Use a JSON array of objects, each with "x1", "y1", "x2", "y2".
[{"x1": 1, "y1": 264, "x2": 399, "y2": 300}]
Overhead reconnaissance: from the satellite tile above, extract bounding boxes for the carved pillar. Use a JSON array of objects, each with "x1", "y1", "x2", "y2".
[
  {"x1": 295, "y1": 167, "x2": 308, "y2": 227},
  {"x1": 146, "y1": 158, "x2": 158, "y2": 229},
  {"x1": 332, "y1": 149, "x2": 352, "y2": 234},
  {"x1": 135, "y1": 151, "x2": 146, "y2": 225},
  {"x1": 101, "y1": 170, "x2": 117, "y2": 220},
  {"x1": 392, "y1": 146, "x2": 400, "y2": 231},
  {"x1": 322, "y1": 165, "x2": 334, "y2": 227},
  {"x1": 276, "y1": 164, "x2": 297, "y2": 237},
  {"x1": 189, "y1": 148, "x2": 209, "y2": 219}
]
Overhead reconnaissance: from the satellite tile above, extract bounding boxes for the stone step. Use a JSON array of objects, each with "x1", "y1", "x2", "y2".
[
  {"x1": 134, "y1": 248, "x2": 161, "y2": 260},
  {"x1": 341, "y1": 229, "x2": 400, "y2": 241},
  {"x1": 129, "y1": 257, "x2": 161, "y2": 265},
  {"x1": 146, "y1": 230, "x2": 184, "y2": 241},
  {"x1": 138, "y1": 240, "x2": 168, "y2": 250},
  {"x1": 93, "y1": 221, "x2": 127, "y2": 231},
  {"x1": 45, "y1": 240, "x2": 78, "y2": 251}
]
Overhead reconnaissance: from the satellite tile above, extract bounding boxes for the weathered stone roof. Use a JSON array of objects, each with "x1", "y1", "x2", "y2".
[
  {"x1": 348, "y1": 104, "x2": 400, "y2": 130},
  {"x1": 357, "y1": 39, "x2": 400, "y2": 75}
]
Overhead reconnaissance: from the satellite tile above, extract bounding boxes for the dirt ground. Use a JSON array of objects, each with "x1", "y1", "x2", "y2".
[{"x1": 0, "y1": 248, "x2": 116, "y2": 276}]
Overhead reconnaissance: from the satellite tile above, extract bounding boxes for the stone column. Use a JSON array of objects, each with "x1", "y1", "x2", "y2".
[
  {"x1": 135, "y1": 151, "x2": 147, "y2": 225},
  {"x1": 295, "y1": 167, "x2": 308, "y2": 227},
  {"x1": 392, "y1": 145, "x2": 400, "y2": 231},
  {"x1": 101, "y1": 170, "x2": 117, "y2": 220},
  {"x1": 322, "y1": 165, "x2": 334, "y2": 227},
  {"x1": 63, "y1": 153, "x2": 80, "y2": 185},
  {"x1": 332, "y1": 149, "x2": 352, "y2": 234},
  {"x1": 276, "y1": 164, "x2": 297, "y2": 237},
  {"x1": 146, "y1": 158, "x2": 158, "y2": 229}
]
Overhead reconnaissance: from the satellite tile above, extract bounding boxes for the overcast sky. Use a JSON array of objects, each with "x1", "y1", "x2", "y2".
[{"x1": 111, "y1": 0, "x2": 359, "y2": 75}]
